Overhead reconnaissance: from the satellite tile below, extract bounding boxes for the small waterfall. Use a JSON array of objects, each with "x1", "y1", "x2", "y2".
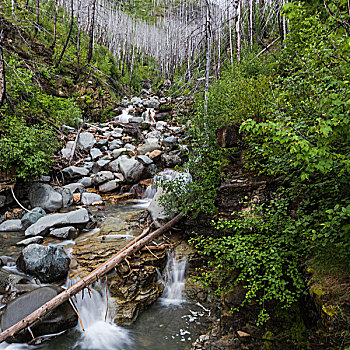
[
  {"x1": 160, "y1": 251, "x2": 187, "y2": 305},
  {"x1": 66, "y1": 279, "x2": 132, "y2": 350},
  {"x1": 142, "y1": 184, "x2": 157, "y2": 199},
  {"x1": 117, "y1": 106, "x2": 132, "y2": 123}
]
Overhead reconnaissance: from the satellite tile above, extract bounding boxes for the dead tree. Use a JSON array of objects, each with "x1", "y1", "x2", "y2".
[
  {"x1": 87, "y1": 0, "x2": 97, "y2": 63},
  {"x1": 51, "y1": 0, "x2": 58, "y2": 49},
  {"x1": 0, "y1": 31, "x2": 5, "y2": 109},
  {"x1": 235, "y1": 0, "x2": 241, "y2": 62},
  {"x1": 55, "y1": 0, "x2": 74, "y2": 68}
]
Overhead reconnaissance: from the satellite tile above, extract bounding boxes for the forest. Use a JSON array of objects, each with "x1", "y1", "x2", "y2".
[{"x1": 0, "y1": 0, "x2": 349, "y2": 348}]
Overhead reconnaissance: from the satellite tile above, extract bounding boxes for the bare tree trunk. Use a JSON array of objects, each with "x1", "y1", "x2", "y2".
[
  {"x1": 51, "y1": 0, "x2": 58, "y2": 49},
  {"x1": 228, "y1": 2, "x2": 234, "y2": 66},
  {"x1": 0, "y1": 213, "x2": 184, "y2": 344},
  {"x1": 0, "y1": 31, "x2": 5, "y2": 109},
  {"x1": 87, "y1": 0, "x2": 97, "y2": 64},
  {"x1": 76, "y1": 1, "x2": 82, "y2": 79},
  {"x1": 260, "y1": 0, "x2": 267, "y2": 41},
  {"x1": 204, "y1": 0, "x2": 212, "y2": 112},
  {"x1": 249, "y1": 0, "x2": 253, "y2": 49},
  {"x1": 235, "y1": 0, "x2": 241, "y2": 63},
  {"x1": 34, "y1": 0, "x2": 40, "y2": 35},
  {"x1": 55, "y1": 0, "x2": 73, "y2": 68}
]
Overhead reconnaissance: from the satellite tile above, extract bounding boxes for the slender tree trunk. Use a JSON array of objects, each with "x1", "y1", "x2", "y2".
[
  {"x1": 228, "y1": 2, "x2": 234, "y2": 66},
  {"x1": 51, "y1": 0, "x2": 58, "y2": 49},
  {"x1": 260, "y1": 0, "x2": 267, "y2": 40},
  {"x1": 249, "y1": 0, "x2": 253, "y2": 49},
  {"x1": 204, "y1": 0, "x2": 212, "y2": 112},
  {"x1": 235, "y1": 0, "x2": 241, "y2": 63},
  {"x1": 0, "y1": 32, "x2": 5, "y2": 109},
  {"x1": 87, "y1": 0, "x2": 97, "y2": 64},
  {"x1": 76, "y1": 12, "x2": 81, "y2": 79},
  {"x1": 55, "y1": 0, "x2": 73, "y2": 68},
  {"x1": 25, "y1": 0, "x2": 29, "y2": 9},
  {"x1": 34, "y1": 0, "x2": 40, "y2": 35}
]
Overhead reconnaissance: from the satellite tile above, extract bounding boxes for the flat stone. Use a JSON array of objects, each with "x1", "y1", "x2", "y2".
[
  {"x1": 99, "y1": 180, "x2": 119, "y2": 193},
  {"x1": 156, "y1": 121, "x2": 167, "y2": 131},
  {"x1": 63, "y1": 182, "x2": 85, "y2": 193},
  {"x1": 25, "y1": 208, "x2": 90, "y2": 237},
  {"x1": 109, "y1": 139, "x2": 123, "y2": 151},
  {"x1": 50, "y1": 226, "x2": 78, "y2": 239},
  {"x1": 62, "y1": 166, "x2": 89, "y2": 179},
  {"x1": 17, "y1": 236, "x2": 44, "y2": 246},
  {"x1": 21, "y1": 207, "x2": 46, "y2": 229},
  {"x1": 0, "y1": 219, "x2": 23, "y2": 232},
  {"x1": 78, "y1": 177, "x2": 93, "y2": 187},
  {"x1": 92, "y1": 171, "x2": 114, "y2": 185},
  {"x1": 92, "y1": 159, "x2": 111, "y2": 174},
  {"x1": 81, "y1": 193, "x2": 103, "y2": 206},
  {"x1": 136, "y1": 155, "x2": 153, "y2": 166},
  {"x1": 112, "y1": 148, "x2": 127, "y2": 159},
  {"x1": 149, "y1": 150, "x2": 162, "y2": 160},
  {"x1": 129, "y1": 117, "x2": 143, "y2": 123},
  {"x1": 161, "y1": 154, "x2": 182, "y2": 168}
]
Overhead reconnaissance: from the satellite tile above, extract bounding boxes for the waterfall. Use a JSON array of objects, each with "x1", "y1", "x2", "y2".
[
  {"x1": 66, "y1": 279, "x2": 133, "y2": 350},
  {"x1": 160, "y1": 251, "x2": 187, "y2": 305}
]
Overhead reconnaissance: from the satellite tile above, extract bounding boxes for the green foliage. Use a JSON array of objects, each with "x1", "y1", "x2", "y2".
[
  {"x1": 0, "y1": 116, "x2": 59, "y2": 180},
  {"x1": 190, "y1": 192, "x2": 305, "y2": 324}
]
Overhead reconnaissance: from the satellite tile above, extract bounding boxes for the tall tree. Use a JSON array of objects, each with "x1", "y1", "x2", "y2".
[
  {"x1": 235, "y1": 0, "x2": 241, "y2": 62},
  {"x1": 51, "y1": 0, "x2": 58, "y2": 49},
  {"x1": 55, "y1": 0, "x2": 73, "y2": 68},
  {"x1": 87, "y1": 0, "x2": 97, "y2": 64}
]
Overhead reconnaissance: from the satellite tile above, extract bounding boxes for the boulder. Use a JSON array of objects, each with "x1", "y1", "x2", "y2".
[
  {"x1": 137, "y1": 139, "x2": 161, "y2": 155},
  {"x1": 25, "y1": 208, "x2": 90, "y2": 237},
  {"x1": 81, "y1": 193, "x2": 103, "y2": 205},
  {"x1": 92, "y1": 171, "x2": 114, "y2": 186},
  {"x1": 63, "y1": 182, "x2": 85, "y2": 193},
  {"x1": 1, "y1": 286, "x2": 78, "y2": 343},
  {"x1": 16, "y1": 244, "x2": 70, "y2": 283},
  {"x1": 62, "y1": 166, "x2": 89, "y2": 179},
  {"x1": 161, "y1": 154, "x2": 182, "y2": 168},
  {"x1": 78, "y1": 177, "x2": 93, "y2": 187},
  {"x1": 105, "y1": 159, "x2": 120, "y2": 172},
  {"x1": 112, "y1": 148, "x2": 128, "y2": 159},
  {"x1": 156, "y1": 121, "x2": 167, "y2": 131},
  {"x1": 77, "y1": 132, "x2": 96, "y2": 151},
  {"x1": 162, "y1": 136, "x2": 178, "y2": 148},
  {"x1": 109, "y1": 139, "x2": 123, "y2": 151},
  {"x1": 21, "y1": 207, "x2": 46, "y2": 229},
  {"x1": 61, "y1": 141, "x2": 75, "y2": 159},
  {"x1": 149, "y1": 150, "x2": 162, "y2": 160},
  {"x1": 99, "y1": 180, "x2": 119, "y2": 193},
  {"x1": 146, "y1": 130, "x2": 162, "y2": 139},
  {"x1": 92, "y1": 159, "x2": 111, "y2": 174},
  {"x1": 90, "y1": 148, "x2": 102, "y2": 161},
  {"x1": 28, "y1": 183, "x2": 63, "y2": 212},
  {"x1": 96, "y1": 139, "x2": 109, "y2": 149},
  {"x1": 0, "y1": 219, "x2": 23, "y2": 232},
  {"x1": 17, "y1": 236, "x2": 44, "y2": 246},
  {"x1": 50, "y1": 226, "x2": 78, "y2": 239},
  {"x1": 55, "y1": 187, "x2": 73, "y2": 208},
  {"x1": 0, "y1": 194, "x2": 6, "y2": 208},
  {"x1": 136, "y1": 155, "x2": 153, "y2": 166},
  {"x1": 129, "y1": 117, "x2": 143, "y2": 123},
  {"x1": 143, "y1": 99, "x2": 160, "y2": 109},
  {"x1": 118, "y1": 158, "x2": 146, "y2": 183}
]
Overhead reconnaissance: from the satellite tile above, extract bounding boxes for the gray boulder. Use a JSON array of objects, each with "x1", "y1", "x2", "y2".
[
  {"x1": 25, "y1": 208, "x2": 90, "y2": 237},
  {"x1": 92, "y1": 171, "x2": 114, "y2": 185},
  {"x1": 92, "y1": 159, "x2": 111, "y2": 174},
  {"x1": 28, "y1": 183, "x2": 63, "y2": 212},
  {"x1": 78, "y1": 177, "x2": 93, "y2": 187},
  {"x1": 50, "y1": 226, "x2": 78, "y2": 239},
  {"x1": 119, "y1": 158, "x2": 146, "y2": 183},
  {"x1": 156, "y1": 121, "x2": 167, "y2": 130},
  {"x1": 62, "y1": 166, "x2": 89, "y2": 179},
  {"x1": 1, "y1": 286, "x2": 78, "y2": 343},
  {"x1": 63, "y1": 182, "x2": 85, "y2": 193},
  {"x1": 17, "y1": 236, "x2": 44, "y2": 246},
  {"x1": 137, "y1": 138, "x2": 161, "y2": 155},
  {"x1": 129, "y1": 117, "x2": 143, "y2": 123},
  {"x1": 105, "y1": 159, "x2": 120, "y2": 173},
  {"x1": 162, "y1": 136, "x2": 178, "y2": 148},
  {"x1": 61, "y1": 141, "x2": 75, "y2": 159},
  {"x1": 90, "y1": 148, "x2": 102, "y2": 161},
  {"x1": 161, "y1": 154, "x2": 183, "y2": 168},
  {"x1": 99, "y1": 180, "x2": 119, "y2": 193},
  {"x1": 143, "y1": 99, "x2": 160, "y2": 109},
  {"x1": 77, "y1": 132, "x2": 96, "y2": 151},
  {"x1": 136, "y1": 155, "x2": 153, "y2": 166},
  {"x1": 21, "y1": 207, "x2": 46, "y2": 229},
  {"x1": 112, "y1": 148, "x2": 127, "y2": 159},
  {"x1": 55, "y1": 187, "x2": 73, "y2": 208},
  {"x1": 81, "y1": 193, "x2": 103, "y2": 205},
  {"x1": 0, "y1": 219, "x2": 23, "y2": 232},
  {"x1": 16, "y1": 244, "x2": 70, "y2": 283},
  {"x1": 0, "y1": 195, "x2": 6, "y2": 208},
  {"x1": 109, "y1": 139, "x2": 123, "y2": 151}
]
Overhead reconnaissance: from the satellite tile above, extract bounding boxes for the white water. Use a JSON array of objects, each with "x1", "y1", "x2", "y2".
[
  {"x1": 160, "y1": 252, "x2": 187, "y2": 306},
  {"x1": 117, "y1": 106, "x2": 133, "y2": 123}
]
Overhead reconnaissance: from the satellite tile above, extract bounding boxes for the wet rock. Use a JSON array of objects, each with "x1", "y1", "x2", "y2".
[
  {"x1": 118, "y1": 158, "x2": 146, "y2": 183},
  {"x1": 62, "y1": 166, "x2": 89, "y2": 179},
  {"x1": 28, "y1": 183, "x2": 63, "y2": 212},
  {"x1": 25, "y1": 208, "x2": 90, "y2": 237},
  {"x1": 136, "y1": 155, "x2": 153, "y2": 166},
  {"x1": 92, "y1": 159, "x2": 111, "y2": 174},
  {"x1": 81, "y1": 193, "x2": 103, "y2": 205},
  {"x1": 17, "y1": 244, "x2": 70, "y2": 282},
  {"x1": 55, "y1": 187, "x2": 73, "y2": 208},
  {"x1": 0, "y1": 268, "x2": 31, "y2": 294},
  {"x1": 92, "y1": 171, "x2": 114, "y2": 185},
  {"x1": 0, "y1": 219, "x2": 23, "y2": 232},
  {"x1": 50, "y1": 226, "x2": 78, "y2": 239},
  {"x1": 63, "y1": 182, "x2": 85, "y2": 193},
  {"x1": 1, "y1": 286, "x2": 78, "y2": 343},
  {"x1": 21, "y1": 207, "x2": 46, "y2": 229},
  {"x1": 77, "y1": 132, "x2": 96, "y2": 151},
  {"x1": 99, "y1": 180, "x2": 119, "y2": 193},
  {"x1": 78, "y1": 177, "x2": 93, "y2": 187},
  {"x1": 17, "y1": 236, "x2": 44, "y2": 246},
  {"x1": 129, "y1": 117, "x2": 143, "y2": 123},
  {"x1": 90, "y1": 148, "x2": 102, "y2": 161}
]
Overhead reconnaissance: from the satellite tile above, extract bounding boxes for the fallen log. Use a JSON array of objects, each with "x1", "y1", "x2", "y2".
[{"x1": 0, "y1": 213, "x2": 184, "y2": 344}]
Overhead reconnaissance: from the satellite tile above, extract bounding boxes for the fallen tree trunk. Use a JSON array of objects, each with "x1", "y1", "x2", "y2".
[{"x1": 0, "y1": 213, "x2": 183, "y2": 343}]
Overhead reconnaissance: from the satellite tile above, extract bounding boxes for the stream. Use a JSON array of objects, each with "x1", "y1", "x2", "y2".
[{"x1": 0, "y1": 199, "x2": 211, "y2": 350}]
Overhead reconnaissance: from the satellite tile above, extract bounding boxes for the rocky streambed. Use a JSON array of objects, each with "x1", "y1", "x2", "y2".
[{"x1": 0, "y1": 95, "x2": 216, "y2": 349}]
